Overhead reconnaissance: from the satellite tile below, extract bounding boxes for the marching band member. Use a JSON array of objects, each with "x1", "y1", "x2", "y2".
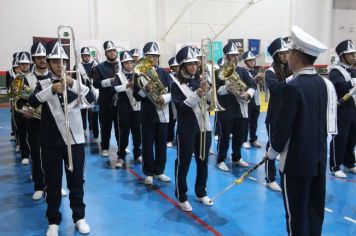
[
  {"x1": 23, "y1": 42, "x2": 49, "y2": 200},
  {"x1": 171, "y1": 46, "x2": 213, "y2": 212},
  {"x1": 29, "y1": 41, "x2": 91, "y2": 236},
  {"x1": 167, "y1": 57, "x2": 179, "y2": 147},
  {"x1": 213, "y1": 57, "x2": 225, "y2": 141},
  {"x1": 14, "y1": 51, "x2": 31, "y2": 164},
  {"x1": 329, "y1": 39, "x2": 356, "y2": 178},
  {"x1": 76, "y1": 47, "x2": 99, "y2": 141},
  {"x1": 113, "y1": 51, "x2": 141, "y2": 168},
  {"x1": 241, "y1": 51, "x2": 263, "y2": 149},
  {"x1": 6, "y1": 53, "x2": 20, "y2": 142},
  {"x1": 215, "y1": 42, "x2": 256, "y2": 171},
  {"x1": 133, "y1": 42, "x2": 172, "y2": 185},
  {"x1": 267, "y1": 25, "x2": 336, "y2": 236},
  {"x1": 264, "y1": 37, "x2": 292, "y2": 191},
  {"x1": 92, "y1": 41, "x2": 120, "y2": 157},
  {"x1": 130, "y1": 48, "x2": 140, "y2": 64}
]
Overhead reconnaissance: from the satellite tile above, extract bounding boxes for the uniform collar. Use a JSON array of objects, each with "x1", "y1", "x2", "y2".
[
  {"x1": 293, "y1": 66, "x2": 317, "y2": 79},
  {"x1": 339, "y1": 62, "x2": 351, "y2": 69},
  {"x1": 34, "y1": 67, "x2": 49, "y2": 76}
]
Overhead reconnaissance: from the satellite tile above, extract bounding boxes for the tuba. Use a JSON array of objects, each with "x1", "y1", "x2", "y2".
[
  {"x1": 10, "y1": 74, "x2": 41, "y2": 119},
  {"x1": 217, "y1": 61, "x2": 247, "y2": 96},
  {"x1": 134, "y1": 57, "x2": 168, "y2": 109}
]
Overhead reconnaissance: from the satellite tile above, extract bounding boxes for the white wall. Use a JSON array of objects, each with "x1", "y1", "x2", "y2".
[{"x1": 0, "y1": 0, "x2": 355, "y2": 70}]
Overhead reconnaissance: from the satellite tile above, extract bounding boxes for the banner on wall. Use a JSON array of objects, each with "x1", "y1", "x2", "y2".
[
  {"x1": 228, "y1": 39, "x2": 244, "y2": 54},
  {"x1": 248, "y1": 39, "x2": 260, "y2": 56},
  {"x1": 175, "y1": 41, "x2": 223, "y2": 64}
]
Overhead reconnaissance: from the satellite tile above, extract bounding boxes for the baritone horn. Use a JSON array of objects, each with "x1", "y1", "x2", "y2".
[
  {"x1": 10, "y1": 74, "x2": 41, "y2": 119},
  {"x1": 134, "y1": 57, "x2": 168, "y2": 109},
  {"x1": 199, "y1": 38, "x2": 225, "y2": 161},
  {"x1": 217, "y1": 61, "x2": 247, "y2": 97}
]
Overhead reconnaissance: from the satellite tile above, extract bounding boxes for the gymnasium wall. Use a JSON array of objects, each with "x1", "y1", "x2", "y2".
[{"x1": 0, "y1": 0, "x2": 355, "y2": 72}]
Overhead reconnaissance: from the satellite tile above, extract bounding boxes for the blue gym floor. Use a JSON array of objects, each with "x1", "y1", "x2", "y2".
[{"x1": 0, "y1": 107, "x2": 355, "y2": 236}]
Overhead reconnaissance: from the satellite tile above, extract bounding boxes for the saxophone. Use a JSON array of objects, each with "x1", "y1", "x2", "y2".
[
  {"x1": 134, "y1": 57, "x2": 168, "y2": 109},
  {"x1": 217, "y1": 61, "x2": 247, "y2": 96}
]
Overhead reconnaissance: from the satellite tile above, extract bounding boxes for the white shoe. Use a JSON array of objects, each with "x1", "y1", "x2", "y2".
[
  {"x1": 32, "y1": 190, "x2": 44, "y2": 200},
  {"x1": 10, "y1": 135, "x2": 16, "y2": 141},
  {"x1": 46, "y1": 224, "x2": 59, "y2": 236},
  {"x1": 125, "y1": 148, "x2": 130, "y2": 154},
  {"x1": 61, "y1": 188, "x2": 68, "y2": 197},
  {"x1": 266, "y1": 181, "x2": 282, "y2": 192},
  {"x1": 75, "y1": 219, "x2": 90, "y2": 234},
  {"x1": 197, "y1": 196, "x2": 214, "y2": 206},
  {"x1": 16, "y1": 145, "x2": 20, "y2": 152},
  {"x1": 230, "y1": 134, "x2": 233, "y2": 139},
  {"x1": 144, "y1": 176, "x2": 153, "y2": 185},
  {"x1": 209, "y1": 149, "x2": 215, "y2": 155},
  {"x1": 101, "y1": 150, "x2": 109, "y2": 157},
  {"x1": 135, "y1": 156, "x2": 142, "y2": 163},
  {"x1": 251, "y1": 140, "x2": 262, "y2": 148},
  {"x1": 21, "y1": 158, "x2": 30, "y2": 165},
  {"x1": 214, "y1": 135, "x2": 219, "y2": 141},
  {"x1": 242, "y1": 142, "x2": 251, "y2": 149},
  {"x1": 115, "y1": 159, "x2": 125, "y2": 168},
  {"x1": 332, "y1": 170, "x2": 347, "y2": 178},
  {"x1": 167, "y1": 142, "x2": 173, "y2": 148},
  {"x1": 234, "y1": 159, "x2": 249, "y2": 167},
  {"x1": 345, "y1": 166, "x2": 356, "y2": 174},
  {"x1": 217, "y1": 162, "x2": 229, "y2": 171},
  {"x1": 154, "y1": 174, "x2": 171, "y2": 182},
  {"x1": 178, "y1": 201, "x2": 193, "y2": 212}
]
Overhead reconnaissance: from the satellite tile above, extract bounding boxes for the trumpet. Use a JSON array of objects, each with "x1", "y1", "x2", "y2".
[
  {"x1": 199, "y1": 38, "x2": 225, "y2": 161},
  {"x1": 134, "y1": 57, "x2": 168, "y2": 109}
]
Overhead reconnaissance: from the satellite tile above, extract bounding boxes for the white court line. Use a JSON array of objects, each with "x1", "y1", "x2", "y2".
[
  {"x1": 248, "y1": 177, "x2": 257, "y2": 181},
  {"x1": 324, "y1": 208, "x2": 333, "y2": 213},
  {"x1": 344, "y1": 217, "x2": 356, "y2": 224}
]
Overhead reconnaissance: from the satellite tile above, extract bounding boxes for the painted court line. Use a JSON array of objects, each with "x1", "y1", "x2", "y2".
[
  {"x1": 126, "y1": 167, "x2": 223, "y2": 236},
  {"x1": 248, "y1": 177, "x2": 257, "y2": 181},
  {"x1": 343, "y1": 217, "x2": 356, "y2": 224},
  {"x1": 324, "y1": 208, "x2": 333, "y2": 213}
]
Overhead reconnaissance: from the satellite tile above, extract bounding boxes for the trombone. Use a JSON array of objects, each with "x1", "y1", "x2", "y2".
[
  {"x1": 57, "y1": 25, "x2": 86, "y2": 172},
  {"x1": 199, "y1": 38, "x2": 225, "y2": 161}
]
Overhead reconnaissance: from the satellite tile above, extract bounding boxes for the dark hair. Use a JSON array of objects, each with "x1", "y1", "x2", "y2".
[{"x1": 272, "y1": 53, "x2": 292, "y2": 81}]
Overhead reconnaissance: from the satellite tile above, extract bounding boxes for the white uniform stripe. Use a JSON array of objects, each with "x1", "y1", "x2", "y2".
[{"x1": 283, "y1": 175, "x2": 293, "y2": 235}]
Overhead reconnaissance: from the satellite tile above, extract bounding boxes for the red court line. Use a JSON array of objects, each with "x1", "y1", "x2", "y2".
[
  {"x1": 327, "y1": 176, "x2": 356, "y2": 183},
  {"x1": 0, "y1": 103, "x2": 10, "y2": 108},
  {"x1": 126, "y1": 167, "x2": 223, "y2": 236}
]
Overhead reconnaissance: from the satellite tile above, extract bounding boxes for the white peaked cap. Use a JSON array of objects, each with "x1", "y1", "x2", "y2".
[{"x1": 290, "y1": 25, "x2": 327, "y2": 57}]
